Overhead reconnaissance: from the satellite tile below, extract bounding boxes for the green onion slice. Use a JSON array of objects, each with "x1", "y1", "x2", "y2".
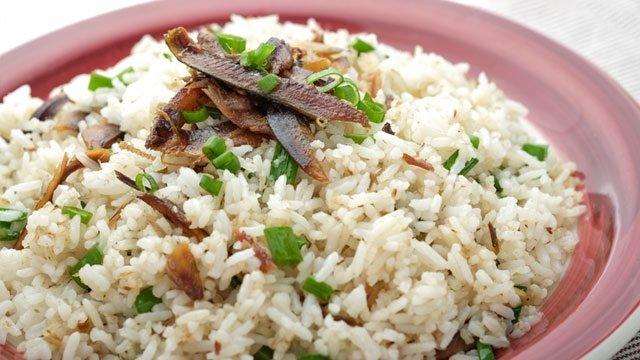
[
  {"x1": 135, "y1": 173, "x2": 159, "y2": 193},
  {"x1": 215, "y1": 32, "x2": 246, "y2": 54},
  {"x1": 493, "y1": 174, "x2": 503, "y2": 196},
  {"x1": 334, "y1": 78, "x2": 360, "y2": 106},
  {"x1": 134, "y1": 286, "x2": 162, "y2": 314},
  {"x1": 307, "y1": 69, "x2": 344, "y2": 93},
  {"x1": 163, "y1": 53, "x2": 172, "y2": 61},
  {"x1": 351, "y1": 38, "x2": 375, "y2": 55},
  {"x1": 240, "y1": 42, "x2": 276, "y2": 71},
  {"x1": 357, "y1": 93, "x2": 385, "y2": 123},
  {"x1": 264, "y1": 226, "x2": 304, "y2": 267},
  {"x1": 88, "y1": 72, "x2": 113, "y2": 91},
  {"x1": 69, "y1": 244, "x2": 104, "y2": 290},
  {"x1": 442, "y1": 149, "x2": 459, "y2": 171},
  {"x1": 476, "y1": 340, "x2": 495, "y2": 360},
  {"x1": 202, "y1": 134, "x2": 227, "y2": 160},
  {"x1": 512, "y1": 305, "x2": 522, "y2": 324},
  {"x1": 458, "y1": 158, "x2": 479, "y2": 176},
  {"x1": 522, "y1": 144, "x2": 549, "y2": 161},
  {"x1": 212, "y1": 150, "x2": 241, "y2": 174},
  {"x1": 469, "y1": 134, "x2": 480, "y2": 149},
  {"x1": 302, "y1": 276, "x2": 334, "y2": 302},
  {"x1": 253, "y1": 345, "x2": 274, "y2": 360},
  {"x1": 514, "y1": 284, "x2": 527, "y2": 291},
  {"x1": 116, "y1": 67, "x2": 134, "y2": 85},
  {"x1": 205, "y1": 105, "x2": 222, "y2": 119},
  {"x1": 181, "y1": 106, "x2": 210, "y2": 124},
  {"x1": 62, "y1": 206, "x2": 93, "y2": 224},
  {"x1": 270, "y1": 142, "x2": 298, "y2": 185},
  {"x1": 345, "y1": 133, "x2": 373, "y2": 144},
  {"x1": 200, "y1": 175, "x2": 223, "y2": 196},
  {"x1": 0, "y1": 208, "x2": 27, "y2": 241},
  {"x1": 258, "y1": 73, "x2": 282, "y2": 94},
  {"x1": 298, "y1": 355, "x2": 330, "y2": 360}
]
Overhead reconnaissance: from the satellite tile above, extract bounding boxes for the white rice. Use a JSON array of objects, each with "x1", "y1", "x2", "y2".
[{"x1": 0, "y1": 15, "x2": 584, "y2": 359}]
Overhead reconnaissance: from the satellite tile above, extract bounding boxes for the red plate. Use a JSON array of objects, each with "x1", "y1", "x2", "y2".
[{"x1": 1, "y1": 0, "x2": 639, "y2": 359}]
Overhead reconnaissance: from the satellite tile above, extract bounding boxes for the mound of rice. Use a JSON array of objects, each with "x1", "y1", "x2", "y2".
[{"x1": 0, "y1": 15, "x2": 584, "y2": 360}]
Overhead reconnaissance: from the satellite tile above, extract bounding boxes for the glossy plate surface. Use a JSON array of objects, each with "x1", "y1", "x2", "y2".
[{"x1": 1, "y1": 0, "x2": 639, "y2": 358}]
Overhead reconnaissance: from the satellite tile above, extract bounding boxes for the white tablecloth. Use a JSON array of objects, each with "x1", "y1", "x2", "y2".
[{"x1": 0, "y1": 0, "x2": 638, "y2": 358}]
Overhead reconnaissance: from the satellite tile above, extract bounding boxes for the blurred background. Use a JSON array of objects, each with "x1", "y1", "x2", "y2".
[{"x1": 0, "y1": 0, "x2": 638, "y2": 358}]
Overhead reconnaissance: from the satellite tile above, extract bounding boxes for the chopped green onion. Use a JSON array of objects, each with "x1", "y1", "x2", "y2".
[
  {"x1": 253, "y1": 345, "x2": 274, "y2": 360},
  {"x1": 469, "y1": 134, "x2": 480, "y2": 149},
  {"x1": 357, "y1": 93, "x2": 385, "y2": 123},
  {"x1": 134, "y1": 287, "x2": 162, "y2": 314},
  {"x1": 88, "y1": 72, "x2": 113, "y2": 91},
  {"x1": 493, "y1": 174, "x2": 503, "y2": 196},
  {"x1": 522, "y1": 144, "x2": 549, "y2": 161},
  {"x1": 264, "y1": 226, "x2": 304, "y2": 267},
  {"x1": 303, "y1": 276, "x2": 334, "y2": 302},
  {"x1": 334, "y1": 78, "x2": 360, "y2": 106},
  {"x1": 258, "y1": 73, "x2": 282, "y2": 94},
  {"x1": 205, "y1": 105, "x2": 222, "y2": 118},
  {"x1": 476, "y1": 340, "x2": 495, "y2": 360},
  {"x1": 298, "y1": 355, "x2": 330, "y2": 360},
  {"x1": 212, "y1": 150, "x2": 241, "y2": 174},
  {"x1": 199, "y1": 175, "x2": 223, "y2": 196},
  {"x1": 351, "y1": 38, "x2": 375, "y2": 55},
  {"x1": 163, "y1": 53, "x2": 172, "y2": 60},
  {"x1": 514, "y1": 284, "x2": 527, "y2": 291},
  {"x1": 215, "y1": 32, "x2": 246, "y2": 54},
  {"x1": 512, "y1": 305, "x2": 522, "y2": 324},
  {"x1": 307, "y1": 68, "x2": 344, "y2": 93},
  {"x1": 202, "y1": 135, "x2": 227, "y2": 160},
  {"x1": 240, "y1": 42, "x2": 276, "y2": 71},
  {"x1": 116, "y1": 67, "x2": 134, "y2": 85},
  {"x1": 62, "y1": 206, "x2": 93, "y2": 224},
  {"x1": 135, "y1": 173, "x2": 159, "y2": 193},
  {"x1": 0, "y1": 208, "x2": 27, "y2": 241},
  {"x1": 345, "y1": 133, "x2": 373, "y2": 144},
  {"x1": 270, "y1": 143, "x2": 298, "y2": 185},
  {"x1": 69, "y1": 245, "x2": 104, "y2": 290},
  {"x1": 181, "y1": 106, "x2": 209, "y2": 124},
  {"x1": 458, "y1": 158, "x2": 479, "y2": 176},
  {"x1": 442, "y1": 150, "x2": 459, "y2": 171}
]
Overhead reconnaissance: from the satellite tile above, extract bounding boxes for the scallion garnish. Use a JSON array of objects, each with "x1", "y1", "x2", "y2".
[
  {"x1": 88, "y1": 72, "x2": 113, "y2": 91},
  {"x1": 69, "y1": 244, "x2": 104, "y2": 290},
  {"x1": 307, "y1": 69, "x2": 344, "y2": 93},
  {"x1": 264, "y1": 226, "x2": 304, "y2": 267},
  {"x1": 215, "y1": 32, "x2": 246, "y2": 54},
  {"x1": 493, "y1": 174, "x2": 503, "y2": 196},
  {"x1": 253, "y1": 345, "x2": 274, "y2": 360},
  {"x1": 357, "y1": 93, "x2": 385, "y2": 123},
  {"x1": 442, "y1": 150, "x2": 459, "y2": 171},
  {"x1": 345, "y1": 133, "x2": 373, "y2": 144},
  {"x1": 134, "y1": 286, "x2": 162, "y2": 314},
  {"x1": 0, "y1": 208, "x2": 27, "y2": 241},
  {"x1": 303, "y1": 276, "x2": 334, "y2": 302},
  {"x1": 181, "y1": 106, "x2": 210, "y2": 124},
  {"x1": 258, "y1": 73, "x2": 282, "y2": 94},
  {"x1": 135, "y1": 173, "x2": 159, "y2": 193},
  {"x1": 512, "y1": 305, "x2": 522, "y2": 324},
  {"x1": 469, "y1": 134, "x2": 480, "y2": 149},
  {"x1": 351, "y1": 38, "x2": 375, "y2": 55},
  {"x1": 205, "y1": 105, "x2": 222, "y2": 118},
  {"x1": 458, "y1": 158, "x2": 479, "y2": 176},
  {"x1": 163, "y1": 53, "x2": 172, "y2": 61},
  {"x1": 514, "y1": 284, "x2": 527, "y2": 291},
  {"x1": 240, "y1": 42, "x2": 276, "y2": 71},
  {"x1": 199, "y1": 175, "x2": 223, "y2": 196},
  {"x1": 211, "y1": 150, "x2": 241, "y2": 174},
  {"x1": 116, "y1": 67, "x2": 134, "y2": 85},
  {"x1": 270, "y1": 143, "x2": 298, "y2": 185},
  {"x1": 298, "y1": 355, "x2": 330, "y2": 360},
  {"x1": 202, "y1": 134, "x2": 227, "y2": 160},
  {"x1": 476, "y1": 340, "x2": 495, "y2": 360},
  {"x1": 62, "y1": 206, "x2": 93, "y2": 224},
  {"x1": 522, "y1": 144, "x2": 549, "y2": 161},
  {"x1": 334, "y1": 78, "x2": 360, "y2": 106}
]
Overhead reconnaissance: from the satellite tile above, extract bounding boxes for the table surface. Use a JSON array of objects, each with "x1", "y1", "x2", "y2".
[{"x1": 0, "y1": 0, "x2": 638, "y2": 358}]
